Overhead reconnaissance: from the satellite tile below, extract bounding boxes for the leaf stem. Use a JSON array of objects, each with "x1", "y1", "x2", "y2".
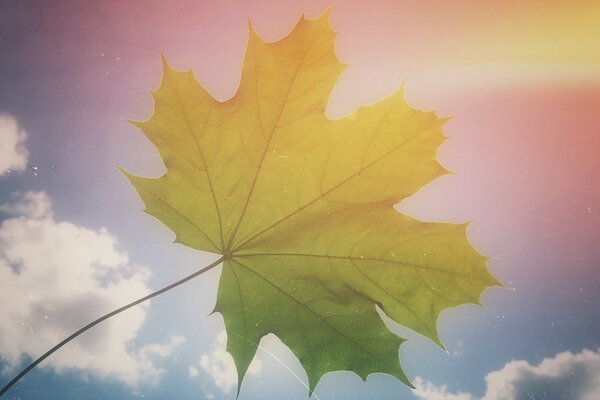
[{"x1": 0, "y1": 256, "x2": 225, "y2": 397}]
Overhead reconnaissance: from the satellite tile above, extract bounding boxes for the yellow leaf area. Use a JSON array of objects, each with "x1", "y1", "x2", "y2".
[{"x1": 123, "y1": 13, "x2": 499, "y2": 394}]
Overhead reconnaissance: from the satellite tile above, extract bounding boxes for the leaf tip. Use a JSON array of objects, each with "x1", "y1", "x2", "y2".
[
  {"x1": 386, "y1": 366, "x2": 415, "y2": 389},
  {"x1": 158, "y1": 51, "x2": 180, "y2": 83},
  {"x1": 209, "y1": 301, "x2": 221, "y2": 316},
  {"x1": 438, "y1": 114, "x2": 456, "y2": 124},
  {"x1": 490, "y1": 275, "x2": 510, "y2": 291},
  {"x1": 438, "y1": 339, "x2": 449, "y2": 353},
  {"x1": 429, "y1": 331, "x2": 446, "y2": 351},
  {"x1": 114, "y1": 163, "x2": 130, "y2": 178},
  {"x1": 311, "y1": 4, "x2": 334, "y2": 24},
  {"x1": 247, "y1": 18, "x2": 261, "y2": 42},
  {"x1": 159, "y1": 50, "x2": 170, "y2": 70},
  {"x1": 127, "y1": 119, "x2": 146, "y2": 130},
  {"x1": 235, "y1": 366, "x2": 245, "y2": 399},
  {"x1": 307, "y1": 376, "x2": 318, "y2": 397},
  {"x1": 398, "y1": 81, "x2": 407, "y2": 95}
]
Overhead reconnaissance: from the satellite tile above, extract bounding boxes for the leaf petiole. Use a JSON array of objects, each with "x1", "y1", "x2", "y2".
[{"x1": 0, "y1": 256, "x2": 225, "y2": 397}]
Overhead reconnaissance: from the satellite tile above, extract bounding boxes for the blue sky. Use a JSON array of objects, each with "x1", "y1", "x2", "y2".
[{"x1": 1, "y1": 1, "x2": 599, "y2": 399}]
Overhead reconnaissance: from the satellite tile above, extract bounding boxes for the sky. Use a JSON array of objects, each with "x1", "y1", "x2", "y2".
[{"x1": 0, "y1": 1, "x2": 599, "y2": 399}]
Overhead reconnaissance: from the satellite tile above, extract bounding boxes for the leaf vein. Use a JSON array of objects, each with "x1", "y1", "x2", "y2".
[{"x1": 231, "y1": 259, "x2": 397, "y2": 365}]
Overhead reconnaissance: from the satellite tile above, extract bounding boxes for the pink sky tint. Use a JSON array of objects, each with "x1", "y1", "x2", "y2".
[
  {"x1": 46, "y1": 0, "x2": 597, "y2": 282},
  {"x1": 400, "y1": 86, "x2": 600, "y2": 276},
  {"x1": 1, "y1": 2, "x2": 598, "y2": 397},
  {"x1": 95, "y1": 1, "x2": 600, "y2": 108},
  {"x1": 30, "y1": 0, "x2": 596, "y2": 283},
  {"x1": 98, "y1": 0, "x2": 599, "y2": 279}
]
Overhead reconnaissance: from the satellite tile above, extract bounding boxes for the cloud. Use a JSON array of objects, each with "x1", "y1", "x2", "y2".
[
  {"x1": 0, "y1": 191, "x2": 183, "y2": 387},
  {"x1": 0, "y1": 191, "x2": 53, "y2": 219},
  {"x1": 412, "y1": 377, "x2": 475, "y2": 400},
  {"x1": 413, "y1": 348, "x2": 600, "y2": 400},
  {"x1": 135, "y1": 335, "x2": 186, "y2": 380},
  {"x1": 482, "y1": 348, "x2": 600, "y2": 400},
  {"x1": 191, "y1": 330, "x2": 262, "y2": 394},
  {"x1": 0, "y1": 114, "x2": 28, "y2": 175}
]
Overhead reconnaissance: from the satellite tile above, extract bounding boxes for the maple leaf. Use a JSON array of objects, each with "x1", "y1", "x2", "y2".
[{"x1": 122, "y1": 13, "x2": 499, "y2": 394}]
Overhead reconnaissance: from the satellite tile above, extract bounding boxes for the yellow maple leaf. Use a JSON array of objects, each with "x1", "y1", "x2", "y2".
[{"x1": 123, "y1": 13, "x2": 499, "y2": 394}]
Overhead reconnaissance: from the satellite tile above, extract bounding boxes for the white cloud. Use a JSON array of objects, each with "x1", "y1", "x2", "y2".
[
  {"x1": 412, "y1": 377, "x2": 475, "y2": 400},
  {"x1": 134, "y1": 335, "x2": 186, "y2": 381},
  {"x1": 482, "y1": 348, "x2": 600, "y2": 400},
  {"x1": 139, "y1": 335, "x2": 185, "y2": 359},
  {"x1": 0, "y1": 191, "x2": 183, "y2": 387},
  {"x1": 413, "y1": 348, "x2": 600, "y2": 400},
  {"x1": 0, "y1": 114, "x2": 28, "y2": 175},
  {"x1": 0, "y1": 191, "x2": 53, "y2": 219},
  {"x1": 192, "y1": 330, "x2": 262, "y2": 394}
]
